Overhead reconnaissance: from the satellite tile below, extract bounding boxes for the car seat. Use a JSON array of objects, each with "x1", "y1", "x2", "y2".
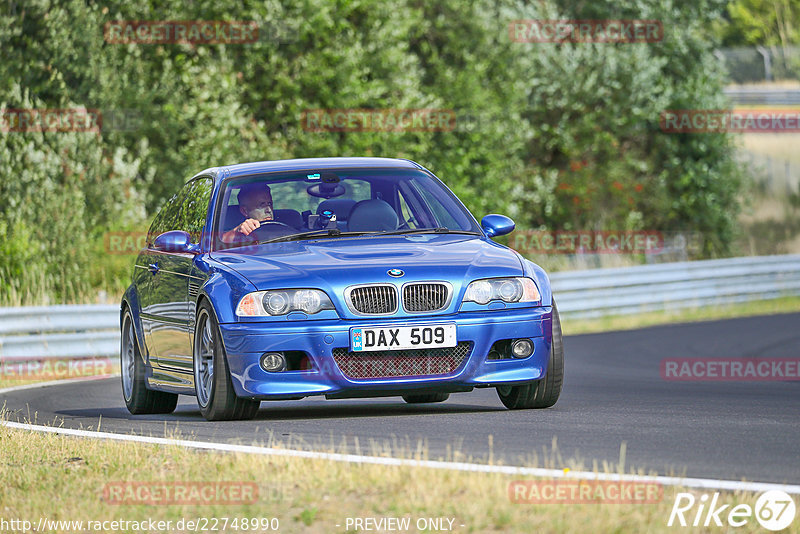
[{"x1": 347, "y1": 199, "x2": 399, "y2": 232}]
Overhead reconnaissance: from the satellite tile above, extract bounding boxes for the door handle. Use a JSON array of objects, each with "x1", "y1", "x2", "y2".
[{"x1": 148, "y1": 263, "x2": 159, "y2": 274}]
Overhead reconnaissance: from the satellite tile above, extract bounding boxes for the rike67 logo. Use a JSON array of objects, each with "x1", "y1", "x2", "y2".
[{"x1": 668, "y1": 490, "x2": 796, "y2": 531}]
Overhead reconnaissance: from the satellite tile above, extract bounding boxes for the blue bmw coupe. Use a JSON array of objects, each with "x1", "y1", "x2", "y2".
[{"x1": 120, "y1": 157, "x2": 563, "y2": 420}]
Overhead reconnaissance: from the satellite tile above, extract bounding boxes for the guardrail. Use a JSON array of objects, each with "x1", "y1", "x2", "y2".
[
  {"x1": 1, "y1": 255, "x2": 799, "y2": 359},
  {"x1": 723, "y1": 86, "x2": 800, "y2": 105},
  {"x1": 551, "y1": 254, "x2": 800, "y2": 318},
  {"x1": 0, "y1": 304, "x2": 119, "y2": 361}
]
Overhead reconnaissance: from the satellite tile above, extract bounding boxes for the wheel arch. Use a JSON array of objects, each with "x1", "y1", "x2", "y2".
[
  {"x1": 194, "y1": 292, "x2": 226, "y2": 332},
  {"x1": 121, "y1": 285, "x2": 148, "y2": 360},
  {"x1": 193, "y1": 292, "x2": 231, "y2": 361}
]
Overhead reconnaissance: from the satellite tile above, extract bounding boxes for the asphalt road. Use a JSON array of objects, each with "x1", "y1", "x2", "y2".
[{"x1": 3, "y1": 313, "x2": 799, "y2": 484}]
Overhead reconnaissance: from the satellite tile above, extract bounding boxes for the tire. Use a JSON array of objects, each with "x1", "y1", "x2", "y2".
[
  {"x1": 120, "y1": 309, "x2": 178, "y2": 415},
  {"x1": 402, "y1": 393, "x2": 450, "y2": 404},
  {"x1": 194, "y1": 302, "x2": 260, "y2": 421},
  {"x1": 497, "y1": 300, "x2": 564, "y2": 409}
]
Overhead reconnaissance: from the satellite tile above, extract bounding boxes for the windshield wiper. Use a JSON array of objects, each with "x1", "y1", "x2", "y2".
[
  {"x1": 259, "y1": 227, "x2": 480, "y2": 244},
  {"x1": 370, "y1": 227, "x2": 482, "y2": 237},
  {"x1": 258, "y1": 229, "x2": 369, "y2": 244}
]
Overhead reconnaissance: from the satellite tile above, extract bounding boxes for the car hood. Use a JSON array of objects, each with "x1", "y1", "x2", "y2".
[{"x1": 211, "y1": 234, "x2": 523, "y2": 300}]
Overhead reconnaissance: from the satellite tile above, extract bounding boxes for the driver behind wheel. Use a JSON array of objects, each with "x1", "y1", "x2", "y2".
[{"x1": 221, "y1": 184, "x2": 273, "y2": 244}]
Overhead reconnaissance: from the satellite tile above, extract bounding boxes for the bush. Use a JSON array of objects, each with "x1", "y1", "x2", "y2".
[{"x1": 0, "y1": 0, "x2": 745, "y2": 304}]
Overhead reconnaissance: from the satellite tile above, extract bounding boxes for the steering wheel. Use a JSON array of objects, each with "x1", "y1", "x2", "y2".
[{"x1": 250, "y1": 221, "x2": 296, "y2": 240}]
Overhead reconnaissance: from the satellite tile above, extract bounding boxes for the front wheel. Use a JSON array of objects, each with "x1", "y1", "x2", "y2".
[
  {"x1": 194, "y1": 302, "x2": 260, "y2": 421},
  {"x1": 120, "y1": 309, "x2": 178, "y2": 414},
  {"x1": 497, "y1": 300, "x2": 564, "y2": 409}
]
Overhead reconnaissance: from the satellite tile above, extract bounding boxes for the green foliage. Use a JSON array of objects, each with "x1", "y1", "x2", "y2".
[
  {"x1": 0, "y1": 84, "x2": 145, "y2": 303},
  {"x1": 495, "y1": 0, "x2": 744, "y2": 255},
  {"x1": 715, "y1": 0, "x2": 800, "y2": 47},
  {"x1": 0, "y1": 0, "x2": 746, "y2": 304}
]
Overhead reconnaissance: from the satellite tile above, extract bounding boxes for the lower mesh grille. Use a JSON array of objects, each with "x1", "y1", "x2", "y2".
[{"x1": 332, "y1": 342, "x2": 472, "y2": 379}]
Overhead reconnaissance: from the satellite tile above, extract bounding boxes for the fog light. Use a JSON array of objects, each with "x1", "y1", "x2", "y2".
[
  {"x1": 260, "y1": 352, "x2": 286, "y2": 372},
  {"x1": 511, "y1": 339, "x2": 534, "y2": 358}
]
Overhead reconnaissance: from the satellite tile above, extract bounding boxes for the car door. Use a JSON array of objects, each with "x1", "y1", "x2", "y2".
[
  {"x1": 146, "y1": 177, "x2": 213, "y2": 371},
  {"x1": 139, "y1": 191, "x2": 183, "y2": 363}
]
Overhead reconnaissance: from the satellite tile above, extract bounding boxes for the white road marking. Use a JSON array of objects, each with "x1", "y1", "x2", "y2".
[{"x1": 1, "y1": 376, "x2": 798, "y2": 495}]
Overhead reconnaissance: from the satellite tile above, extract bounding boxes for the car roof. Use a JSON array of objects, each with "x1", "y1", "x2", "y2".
[{"x1": 192, "y1": 157, "x2": 424, "y2": 182}]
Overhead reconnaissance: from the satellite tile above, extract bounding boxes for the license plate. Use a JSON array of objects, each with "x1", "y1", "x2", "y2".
[{"x1": 350, "y1": 324, "x2": 457, "y2": 352}]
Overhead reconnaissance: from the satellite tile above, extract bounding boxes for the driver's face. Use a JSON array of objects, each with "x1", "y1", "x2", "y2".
[{"x1": 240, "y1": 191, "x2": 273, "y2": 221}]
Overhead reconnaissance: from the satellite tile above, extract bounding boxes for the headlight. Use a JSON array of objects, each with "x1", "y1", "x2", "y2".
[
  {"x1": 236, "y1": 289, "x2": 335, "y2": 316},
  {"x1": 462, "y1": 277, "x2": 540, "y2": 305}
]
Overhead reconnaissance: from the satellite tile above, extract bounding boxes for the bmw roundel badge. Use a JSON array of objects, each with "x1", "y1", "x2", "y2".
[{"x1": 387, "y1": 268, "x2": 404, "y2": 277}]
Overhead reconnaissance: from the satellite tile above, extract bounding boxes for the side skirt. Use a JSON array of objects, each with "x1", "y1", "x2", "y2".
[{"x1": 147, "y1": 366, "x2": 195, "y2": 395}]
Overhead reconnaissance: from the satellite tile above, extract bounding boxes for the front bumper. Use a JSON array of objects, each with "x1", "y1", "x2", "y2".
[{"x1": 219, "y1": 306, "x2": 553, "y2": 399}]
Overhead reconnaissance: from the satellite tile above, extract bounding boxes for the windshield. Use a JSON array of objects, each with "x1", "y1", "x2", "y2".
[{"x1": 215, "y1": 168, "x2": 481, "y2": 250}]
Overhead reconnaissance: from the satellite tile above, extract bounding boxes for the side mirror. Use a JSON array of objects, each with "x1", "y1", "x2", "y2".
[
  {"x1": 153, "y1": 230, "x2": 200, "y2": 254},
  {"x1": 481, "y1": 214, "x2": 515, "y2": 238}
]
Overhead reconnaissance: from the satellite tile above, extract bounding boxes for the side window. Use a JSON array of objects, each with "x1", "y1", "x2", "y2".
[
  {"x1": 414, "y1": 182, "x2": 465, "y2": 229},
  {"x1": 397, "y1": 180, "x2": 436, "y2": 228},
  {"x1": 146, "y1": 177, "x2": 213, "y2": 246},
  {"x1": 397, "y1": 190, "x2": 420, "y2": 228},
  {"x1": 177, "y1": 178, "x2": 213, "y2": 241},
  {"x1": 146, "y1": 191, "x2": 183, "y2": 246}
]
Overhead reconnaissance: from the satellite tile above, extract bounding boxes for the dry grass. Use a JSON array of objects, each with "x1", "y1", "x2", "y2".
[
  {"x1": 0, "y1": 422, "x2": 792, "y2": 533},
  {"x1": 740, "y1": 133, "x2": 800, "y2": 164},
  {"x1": 734, "y1": 131, "x2": 800, "y2": 255}
]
